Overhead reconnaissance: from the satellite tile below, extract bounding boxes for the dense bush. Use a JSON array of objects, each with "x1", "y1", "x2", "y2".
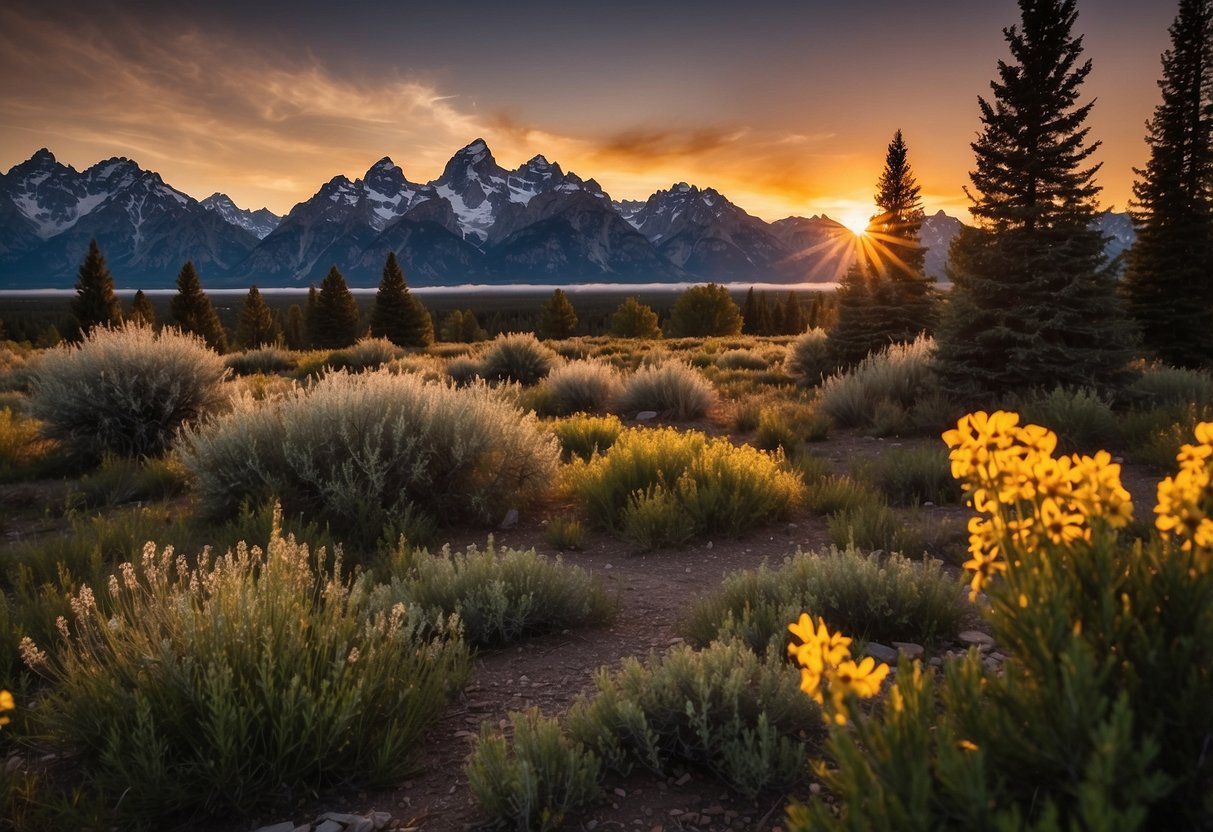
[
  {"x1": 548, "y1": 414, "x2": 623, "y2": 462},
  {"x1": 614, "y1": 361, "x2": 716, "y2": 420},
  {"x1": 681, "y1": 546, "x2": 969, "y2": 653},
  {"x1": 468, "y1": 708, "x2": 602, "y2": 832},
  {"x1": 30, "y1": 324, "x2": 228, "y2": 464},
  {"x1": 1128, "y1": 363, "x2": 1213, "y2": 408},
  {"x1": 178, "y1": 370, "x2": 559, "y2": 540},
  {"x1": 1019, "y1": 385, "x2": 1118, "y2": 453},
  {"x1": 608, "y1": 296, "x2": 662, "y2": 339},
  {"x1": 566, "y1": 640, "x2": 822, "y2": 797},
  {"x1": 539, "y1": 360, "x2": 622, "y2": 416},
  {"x1": 566, "y1": 427, "x2": 803, "y2": 548},
  {"x1": 480, "y1": 333, "x2": 558, "y2": 386},
  {"x1": 817, "y1": 335, "x2": 936, "y2": 432},
  {"x1": 791, "y1": 412, "x2": 1213, "y2": 829},
  {"x1": 224, "y1": 346, "x2": 297, "y2": 377},
  {"x1": 376, "y1": 541, "x2": 613, "y2": 647},
  {"x1": 445, "y1": 354, "x2": 483, "y2": 386},
  {"x1": 20, "y1": 516, "x2": 469, "y2": 819},
  {"x1": 784, "y1": 327, "x2": 834, "y2": 386},
  {"x1": 327, "y1": 337, "x2": 404, "y2": 372},
  {"x1": 852, "y1": 445, "x2": 961, "y2": 506},
  {"x1": 715, "y1": 348, "x2": 770, "y2": 371},
  {"x1": 755, "y1": 402, "x2": 831, "y2": 451},
  {"x1": 826, "y1": 500, "x2": 922, "y2": 554},
  {"x1": 665, "y1": 284, "x2": 743, "y2": 337}
]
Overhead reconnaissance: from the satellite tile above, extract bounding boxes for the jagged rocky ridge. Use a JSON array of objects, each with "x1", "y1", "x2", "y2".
[{"x1": 0, "y1": 142, "x2": 1134, "y2": 288}]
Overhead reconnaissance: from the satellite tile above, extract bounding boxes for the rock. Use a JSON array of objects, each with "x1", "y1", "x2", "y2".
[
  {"x1": 674, "y1": 772, "x2": 692, "y2": 786},
  {"x1": 319, "y1": 816, "x2": 371, "y2": 832},
  {"x1": 636, "y1": 410, "x2": 658, "y2": 421},
  {"x1": 313, "y1": 822, "x2": 343, "y2": 832},
  {"x1": 958, "y1": 630, "x2": 995, "y2": 649},
  {"x1": 892, "y1": 641, "x2": 925, "y2": 661},
  {"x1": 499, "y1": 508, "x2": 519, "y2": 530},
  {"x1": 370, "y1": 813, "x2": 391, "y2": 831},
  {"x1": 705, "y1": 541, "x2": 713, "y2": 550},
  {"x1": 864, "y1": 642, "x2": 899, "y2": 665},
  {"x1": 253, "y1": 824, "x2": 296, "y2": 832}
]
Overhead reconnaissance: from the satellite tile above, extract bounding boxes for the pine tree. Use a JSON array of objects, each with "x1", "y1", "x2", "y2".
[
  {"x1": 310, "y1": 266, "x2": 360, "y2": 349},
  {"x1": 871, "y1": 130, "x2": 937, "y2": 342},
  {"x1": 129, "y1": 289, "x2": 156, "y2": 327},
  {"x1": 283, "y1": 304, "x2": 306, "y2": 350},
  {"x1": 828, "y1": 262, "x2": 882, "y2": 365},
  {"x1": 170, "y1": 261, "x2": 227, "y2": 352},
  {"x1": 537, "y1": 288, "x2": 578, "y2": 340},
  {"x1": 369, "y1": 252, "x2": 434, "y2": 348},
  {"x1": 609, "y1": 296, "x2": 662, "y2": 338},
  {"x1": 781, "y1": 291, "x2": 806, "y2": 334},
  {"x1": 934, "y1": 0, "x2": 1134, "y2": 397},
  {"x1": 1122, "y1": 0, "x2": 1213, "y2": 368},
  {"x1": 742, "y1": 288, "x2": 763, "y2": 334},
  {"x1": 440, "y1": 309, "x2": 486, "y2": 342},
  {"x1": 234, "y1": 285, "x2": 279, "y2": 349},
  {"x1": 70, "y1": 239, "x2": 122, "y2": 336}
]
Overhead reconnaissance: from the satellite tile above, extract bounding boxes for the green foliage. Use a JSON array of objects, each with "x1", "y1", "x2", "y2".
[
  {"x1": 1019, "y1": 386, "x2": 1118, "y2": 453},
  {"x1": 310, "y1": 266, "x2": 361, "y2": 349},
  {"x1": 369, "y1": 252, "x2": 433, "y2": 348},
  {"x1": 805, "y1": 476, "x2": 883, "y2": 516},
  {"x1": 234, "y1": 285, "x2": 279, "y2": 350},
  {"x1": 327, "y1": 337, "x2": 404, "y2": 372},
  {"x1": 467, "y1": 708, "x2": 602, "y2": 832},
  {"x1": 818, "y1": 336, "x2": 937, "y2": 432},
  {"x1": 681, "y1": 546, "x2": 969, "y2": 653},
  {"x1": 22, "y1": 517, "x2": 469, "y2": 820},
  {"x1": 544, "y1": 515, "x2": 584, "y2": 550},
  {"x1": 827, "y1": 500, "x2": 922, "y2": 554},
  {"x1": 566, "y1": 426, "x2": 804, "y2": 548},
  {"x1": 785, "y1": 327, "x2": 835, "y2": 387},
  {"x1": 548, "y1": 413, "x2": 623, "y2": 462},
  {"x1": 224, "y1": 346, "x2": 297, "y2": 377},
  {"x1": 665, "y1": 284, "x2": 743, "y2": 338},
  {"x1": 754, "y1": 403, "x2": 831, "y2": 452},
  {"x1": 853, "y1": 446, "x2": 961, "y2": 506},
  {"x1": 0, "y1": 408, "x2": 58, "y2": 482},
  {"x1": 71, "y1": 453, "x2": 188, "y2": 508},
  {"x1": 1128, "y1": 363, "x2": 1213, "y2": 409},
  {"x1": 715, "y1": 348, "x2": 769, "y2": 371},
  {"x1": 608, "y1": 296, "x2": 662, "y2": 339},
  {"x1": 444, "y1": 355, "x2": 483, "y2": 386},
  {"x1": 30, "y1": 323, "x2": 228, "y2": 464},
  {"x1": 178, "y1": 370, "x2": 559, "y2": 541},
  {"x1": 169, "y1": 261, "x2": 227, "y2": 353},
  {"x1": 934, "y1": 0, "x2": 1135, "y2": 397},
  {"x1": 439, "y1": 309, "x2": 487, "y2": 343},
  {"x1": 539, "y1": 360, "x2": 621, "y2": 416},
  {"x1": 69, "y1": 240, "x2": 122, "y2": 336},
  {"x1": 566, "y1": 640, "x2": 823, "y2": 798},
  {"x1": 1121, "y1": 0, "x2": 1213, "y2": 369},
  {"x1": 615, "y1": 361, "x2": 716, "y2": 420},
  {"x1": 128, "y1": 289, "x2": 155, "y2": 327},
  {"x1": 480, "y1": 333, "x2": 558, "y2": 386},
  {"x1": 377, "y1": 541, "x2": 613, "y2": 647},
  {"x1": 537, "y1": 288, "x2": 578, "y2": 340}
]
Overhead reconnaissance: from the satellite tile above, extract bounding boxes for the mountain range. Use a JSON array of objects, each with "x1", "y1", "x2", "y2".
[{"x1": 0, "y1": 141, "x2": 1135, "y2": 289}]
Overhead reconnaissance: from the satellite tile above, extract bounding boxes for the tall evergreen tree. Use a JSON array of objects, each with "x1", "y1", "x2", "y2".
[
  {"x1": 741, "y1": 287, "x2": 764, "y2": 335},
  {"x1": 871, "y1": 130, "x2": 937, "y2": 342},
  {"x1": 310, "y1": 266, "x2": 360, "y2": 349},
  {"x1": 129, "y1": 289, "x2": 156, "y2": 327},
  {"x1": 1122, "y1": 0, "x2": 1213, "y2": 368},
  {"x1": 781, "y1": 291, "x2": 806, "y2": 334},
  {"x1": 283, "y1": 304, "x2": 306, "y2": 350},
  {"x1": 828, "y1": 262, "x2": 881, "y2": 365},
  {"x1": 666, "y1": 283, "x2": 743, "y2": 337},
  {"x1": 70, "y1": 239, "x2": 122, "y2": 336},
  {"x1": 170, "y1": 261, "x2": 227, "y2": 352},
  {"x1": 369, "y1": 252, "x2": 434, "y2": 348},
  {"x1": 234, "y1": 285, "x2": 279, "y2": 349},
  {"x1": 537, "y1": 288, "x2": 578, "y2": 340},
  {"x1": 934, "y1": 0, "x2": 1134, "y2": 397}
]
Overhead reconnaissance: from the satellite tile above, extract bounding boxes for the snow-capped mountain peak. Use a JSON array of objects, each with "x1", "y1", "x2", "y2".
[{"x1": 200, "y1": 192, "x2": 282, "y2": 239}]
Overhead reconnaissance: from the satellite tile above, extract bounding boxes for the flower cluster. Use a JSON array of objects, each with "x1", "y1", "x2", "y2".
[
  {"x1": 787, "y1": 613, "x2": 889, "y2": 725},
  {"x1": 0, "y1": 689, "x2": 13, "y2": 727},
  {"x1": 942, "y1": 411, "x2": 1134, "y2": 598},
  {"x1": 1155, "y1": 421, "x2": 1213, "y2": 571}
]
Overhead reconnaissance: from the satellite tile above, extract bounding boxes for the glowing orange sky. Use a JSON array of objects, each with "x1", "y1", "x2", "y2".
[{"x1": 0, "y1": 1, "x2": 1176, "y2": 223}]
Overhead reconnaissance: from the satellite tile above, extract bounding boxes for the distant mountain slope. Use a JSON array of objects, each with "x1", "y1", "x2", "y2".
[{"x1": 0, "y1": 143, "x2": 1136, "y2": 288}]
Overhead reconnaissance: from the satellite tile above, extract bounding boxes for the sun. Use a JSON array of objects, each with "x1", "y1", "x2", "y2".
[{"x1": 839, "y1": 210, "x2": 872, "y2": 236}]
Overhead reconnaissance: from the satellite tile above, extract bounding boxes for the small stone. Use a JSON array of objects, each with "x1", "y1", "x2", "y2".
[
  {"x1": 705, "y1": 541, "x2": 713, "y2": 549},
  {"x1": 891, "y1": 641, "x2": 925, "y2": 661},
  {"x1": 990, "y1": 651, "x2": 1007, "y2": 662},
  {"x1": 682, "y1": 813, "x2": 701, "y2": 824},
  {"x1": 922, "y1": 501, "x2": 936, "y2": 507},
  {"x1": 313, "y1": 822, "x2": 343, "y2": 832},
  {"x1": 669, "y1": 809, "x2": 684, "y2": 817},
  {"x1": 614, "y1": 788, "x2": 628, "y2": 798},
  {"x1": 293, "y1": 825, "x2": 311, "y2": 832},
  {"x1": 636, "y1": 410, "x2": 658, "y2": 421},
  {"x1": 499, "y1": 508, "x2": 519, "y2": 530},
  {"x1": 864, "y1": 642, "x2": 899, "y2": 665},
  {"x1": 253, "y1": 823, "x2": 296, "y2": 832},
  {"x1": 667, "y1": 637, "x2": 684, "y2": 646},
  {"x1": 519, "y1": 675, "x2": 530, "y2": 686},
  {"x1": 674, "y1": 772, "x2": 692, "y2": 786},
  {"x1": 984, "y1": 657, "x2": 1001, "y2": 672},
  {"x1": 370, "y1": 813, "x2": 392, "y2": 830},
  {"x1": 929, "y1": 657, "x2": 943, "y2": 668},
  {"x1": 809, "y1": 783, "x2": 822, "y2": 795},
  {"x1": 587, "y1": 821, "x2": 599, "y2": 830},
  {"x1": 958, "y1": 630, "x2": 995, "y2": 648},
  {"x1": 703, "y1": 804, "x2": 725, "y2": 816}
]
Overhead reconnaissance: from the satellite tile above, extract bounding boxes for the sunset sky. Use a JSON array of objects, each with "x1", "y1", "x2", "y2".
[{"x1": 0, "y1": 0, "x2": 1178, "y2": 226}]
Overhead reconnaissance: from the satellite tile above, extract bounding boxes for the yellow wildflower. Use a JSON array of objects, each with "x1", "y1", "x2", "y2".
[{"x1": 0, "y1": 689, "x2": 13, "y2": 727}]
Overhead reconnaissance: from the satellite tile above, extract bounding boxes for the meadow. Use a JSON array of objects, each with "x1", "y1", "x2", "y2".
[{"x1": 0, "y1": 310, "x2": 1209, "y2": 832}]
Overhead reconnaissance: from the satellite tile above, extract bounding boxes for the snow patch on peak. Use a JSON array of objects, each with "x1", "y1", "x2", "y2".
[
  {"x1": 673, "y1": 182, "x2": 692, "y2": 193},
  {"x1": 527, "y1": 154, "x2": 550, "y2": 169}
]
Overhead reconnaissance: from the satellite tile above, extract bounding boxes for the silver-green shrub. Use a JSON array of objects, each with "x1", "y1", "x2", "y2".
[
  {"x1": 614, "y1": 361, "x2": 717, "y2": 420},
  {"x1": 30, "y1": 323, "x2": 228, "y2": 463},
  {"x1": 817, "y1": 335, "x2": 936, "y2": 429},
  {"x1": 375, "y1": 541, "x2": 614, "y2": 647},
  {"x1": 715, "y1": 348, "x2": 770, "y2": 371},
  {"x1": 225, "y1": 346, "x2": 297, "y2": 376},
  {"x1": 178, "y1": 370, "x2": 559, "y2": 536},
  {"x1": 480, "y1": 333, "x2": 558, "y2": 386},
  {"x1": 540, "y1": 360, "x2": 622, "y2": 416},
  {"x1": 328, "y1": 336, "x2": 404, "y2": 372},
  {"x1": 21, "y1": 514, "x2": 469, "y2": 818},
  {"x1": 784, "y1": 327, "x2": 833, "y2": 387}
]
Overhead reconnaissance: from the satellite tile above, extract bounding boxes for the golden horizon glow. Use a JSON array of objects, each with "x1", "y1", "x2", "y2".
[{"x1": 838, "y1": 209, "x2": 874, "y2": 237}]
